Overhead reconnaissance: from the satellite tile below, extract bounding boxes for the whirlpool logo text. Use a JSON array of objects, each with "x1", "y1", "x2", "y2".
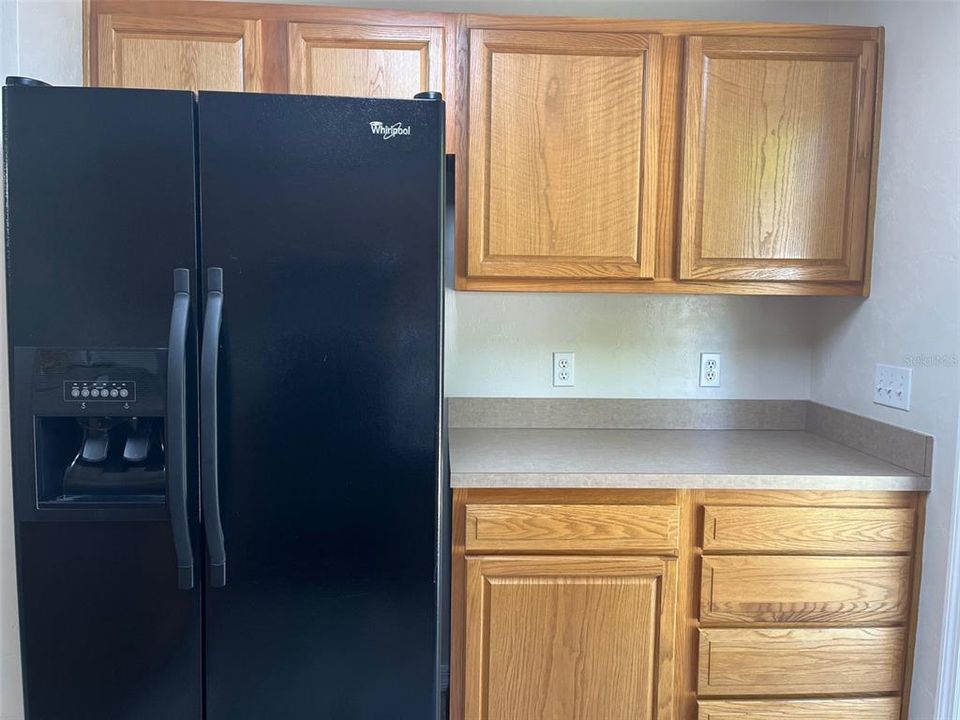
[{"x1": 369, "y1": 121, "x2": 412, "y2": 140}]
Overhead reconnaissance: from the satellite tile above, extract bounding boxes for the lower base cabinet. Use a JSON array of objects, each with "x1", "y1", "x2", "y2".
[
  {"x1": 452, "y1": 489, "x2": 924, "y2": 720},
  {"x1": 464, "y1": 556, "x2": 676, "y2": 720}
]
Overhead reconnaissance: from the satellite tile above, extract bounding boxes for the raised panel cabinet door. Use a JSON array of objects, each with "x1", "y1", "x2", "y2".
[
  {"x1": 467, "y1": 30, "x2": 661, "y2": 280},
  {"x1": 288, "y1": 22, "x2": 443, "y2": 99},
  {"x1": 96, "y1": 14, "x2": 263, "y2": 92},
  {"x1": 680, "y1": 36, "x2": 879, "y2": 281},
  {"x1": 464, "y1": 555, "x2": 676, "y2": 720}
]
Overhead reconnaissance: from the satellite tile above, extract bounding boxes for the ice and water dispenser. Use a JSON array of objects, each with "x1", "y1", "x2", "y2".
[{"x1": 25, "y1": 348, "x2": 168, "y2": 508}]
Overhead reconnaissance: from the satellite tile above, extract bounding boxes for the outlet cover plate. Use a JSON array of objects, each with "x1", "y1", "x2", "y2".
[
  {"x1": 699, "y1": 352, "x2": 721, "y2": 388},
  {"x1": 874, "y1": 364, "x2": 912, "y2": 411},
  {"x1": 553, "y1": 352, "x2": 575, "y2": 387}
]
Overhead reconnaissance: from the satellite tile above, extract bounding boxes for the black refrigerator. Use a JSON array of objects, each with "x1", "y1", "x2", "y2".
[{"x1": 3, "y1": 79, "x2": 446, "y2": 720}]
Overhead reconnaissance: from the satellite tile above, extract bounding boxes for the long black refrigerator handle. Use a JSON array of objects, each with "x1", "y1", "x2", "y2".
[
  {"x1": 201, "y1": 267, "x2": 227, "y2": 588},
  {"x1": 168, "y1": 268, "x2": 194, "y2": 591}
]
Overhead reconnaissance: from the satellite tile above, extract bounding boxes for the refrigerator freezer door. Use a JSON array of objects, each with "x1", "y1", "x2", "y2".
[
  {"x1": 3, "y1": 85, "x2": 202, "y2": 719},
  {"x1": 198, "y1": 92, "x2": 444, "y2": 720}
]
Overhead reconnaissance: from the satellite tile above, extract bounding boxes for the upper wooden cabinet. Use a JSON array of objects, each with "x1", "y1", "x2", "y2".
[
  {"x1": 466, "y1": 30, "x2": 661, "y2": 280},
  {"x1": 87, "y1": 2, "x2": 448, "y2": 101},
  {"x1": 679, "y1": 36, "x2": 879, "y2": 282},
  {"x1": 288, "y1": 22, "x2": 443, "y2": 99},
  {"x1": 85, "y1": 3, "x2": 885, "y2": 295},
  {"x1": 92, "y1": 13, "x2": 263, "y2": 92}
]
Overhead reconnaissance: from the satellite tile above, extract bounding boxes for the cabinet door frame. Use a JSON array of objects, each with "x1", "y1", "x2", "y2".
[
  {"x1": 464, "y1": 554, "x2": 677, "y2": 720},
  {"x1": 94, "y1": 13, "x2": 263, "y2": 92},
  {"x1": 467, "y1": 29, "x2": 662, "y2": 280},
  {"x1": 287, "y1": 22, "x2": 443, "y2": 99},
  {"x1": 680, "y1": 36, "x2": 878, "y2": 282}
]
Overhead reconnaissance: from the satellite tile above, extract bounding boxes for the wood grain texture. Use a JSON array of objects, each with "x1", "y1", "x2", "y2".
[
  {"x1": 656, "y1": 34, "x2": 684, "y2": 280},
  {"x1": 451, "y1": 489, "x2": 921, "y2": 719},
  {"x1": 677, "y1": 490, "x2": 704, "y2": 720},
  {"x1": 450, "y1": 488, "x2": 468, "y2": 720},
  {"x1": 699, "y1": 697, "x2": 901, "y2": 720},
  {"x1": 702, "y1": 505, "x2": 915, "y2": 554},
  {"x1": 453, "y1": 276, "x2": 867, "y2": 294},
  {"x1": 701, "y1": 489, "x2": 918, "y2": 509},
  {"x1": 700, "y1": 555, "x2": 912, "y2": 625},
  {"x1": 680, "y1": 36, "x2": 878, "y2": 282},
  {"x1": 465, "y1": 555, "x2": 676, "y2": 720},
  {"x1": 861, "y1": 26, "x2": 885, "y2": 297},
  {"x1": 698, "y1": 627, "x2": 905, "y2": 696},
  {"x1": 465, "y1": 503, "x2": 679, "y2": 553},
  {"x1": 463, "y1": 14, "x2": 881, "y2": 39},
  {"x1": 288, "y1": 22, "x2": 442, "y2": 99},
  {"x1": 96, "y1": 13, "x2": 263, "y2": 91},
  {"x1": 87, "y1": 1, "x2": 456, "y2": 147},
  {"x1": 900, "y1": 493, "x2": 925, "y2": 720},
  {"x1": 467, "y1": 29, "x2": 660, "y2": 280},
  {"x1": 462, "y1": 487, "x2": 680, "y2": 506}
]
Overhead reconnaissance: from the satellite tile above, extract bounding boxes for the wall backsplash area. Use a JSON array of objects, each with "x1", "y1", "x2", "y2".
[{"x1": 444, "y1": 291, "x2": 815, "y2": 398}]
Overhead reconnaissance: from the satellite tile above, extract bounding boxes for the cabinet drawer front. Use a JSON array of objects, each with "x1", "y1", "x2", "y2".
[
  {"x1": 702, "y1": 506, "x2": 915, "y2": 554},
  {"x1": 465, "y1": 503, "x2": 679, "y2": 553},
  {"x1": 699, "y1": 697, "x2": 900, "y2": 720},
  {"x1": 698, "y1": 627, "x2": 904, "y2": 696},
  {"x1": 700, "y1": 555, "x2": 912, "y2": 624}
]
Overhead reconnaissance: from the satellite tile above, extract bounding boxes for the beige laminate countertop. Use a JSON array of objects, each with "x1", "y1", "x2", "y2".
[{"x1": 448, "y1": 428, "x2": 929, "y2": 491}]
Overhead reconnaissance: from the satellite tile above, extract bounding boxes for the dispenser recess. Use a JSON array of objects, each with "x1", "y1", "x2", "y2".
[{"x1": 14, "y1": 347, "x2": 169, "y2": 518}]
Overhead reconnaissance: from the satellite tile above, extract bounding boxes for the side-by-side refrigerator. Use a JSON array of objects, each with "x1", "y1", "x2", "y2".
[{"x1": 2, "y1": 79, "x2": 446, "y2": 719}]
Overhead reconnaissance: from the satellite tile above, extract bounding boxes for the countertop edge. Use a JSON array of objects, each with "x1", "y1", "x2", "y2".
[{"x1": 449, "y1": 472, "x2": 930, "y2": 492}]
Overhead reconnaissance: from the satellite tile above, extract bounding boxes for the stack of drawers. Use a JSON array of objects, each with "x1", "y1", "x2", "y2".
[{"x1": 696, "y1": 503, "x2": 917, "y2": 720}]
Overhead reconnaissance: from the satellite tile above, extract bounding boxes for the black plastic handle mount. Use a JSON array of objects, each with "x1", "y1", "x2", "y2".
[
  {"x1": 201, "y1": 268, "x2": 227, "y2": 588},
  {"x1": 167, "y1": 268, "x2": 194, "y2": 590}
]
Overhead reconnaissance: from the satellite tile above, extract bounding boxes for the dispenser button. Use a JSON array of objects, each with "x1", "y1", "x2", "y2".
[
  {"x1": 91, "y1": 389, "x2": 100, "y2": 398},
  {"x1": 70, "y1": 388, "x2": 81, "y2": 398},
  {"x1": 110, "y1": 389, "x2": 119, "y2": 398},
  {"x1": 81, "y1": 388, "x2": 90, "y2": 398},
  {"x1": 119, "y1": 388, "x2": 129, "y2": 398}
]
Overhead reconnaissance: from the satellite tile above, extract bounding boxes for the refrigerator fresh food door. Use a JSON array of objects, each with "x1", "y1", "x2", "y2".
[{"x1": 198, "y1": 91, "x2": 444, "y2": 720}]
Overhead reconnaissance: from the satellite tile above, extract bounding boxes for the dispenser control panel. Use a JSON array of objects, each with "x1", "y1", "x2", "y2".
[{"x1": 64, "y1": 380, "x2": 136, "y2": 403}]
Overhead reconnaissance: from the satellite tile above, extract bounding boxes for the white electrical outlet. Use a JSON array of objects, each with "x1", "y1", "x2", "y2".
[
  {"x1": 699, "y1": 353, "x2": 721, "y2": 387},
  {"x1": 874, "y1": 364, "x2": 912, "y2": 411},
  {"x1": 553, "y1": 352, "x2": 575, "y2": 387}
]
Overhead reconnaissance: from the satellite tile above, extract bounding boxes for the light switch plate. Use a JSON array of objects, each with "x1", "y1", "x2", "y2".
[{"x1": 874, "y1": 364, "x2": 912, "y2": 411}]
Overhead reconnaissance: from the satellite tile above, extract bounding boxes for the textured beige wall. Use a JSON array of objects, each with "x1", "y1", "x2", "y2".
[{"x1": 811, "y1": 4, "x2": 960, "y2": 718}]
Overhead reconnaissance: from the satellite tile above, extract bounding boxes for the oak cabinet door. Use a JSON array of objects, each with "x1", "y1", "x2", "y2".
[
  {"x1": 467, "y1": 30, "x2": 661, "y2": 280},
  {"x1": 287, "y1": 22, "x2": 443, "y2": 100},
  {"x1": 96, "y1": 14, "x2": 263, "y2": 92},
  {"x1": 464, "y1": 555, "x2": 676, "y2": 720},
  {"x1": 680, "y1": 37, "x2": 879, "y2": 281}
]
